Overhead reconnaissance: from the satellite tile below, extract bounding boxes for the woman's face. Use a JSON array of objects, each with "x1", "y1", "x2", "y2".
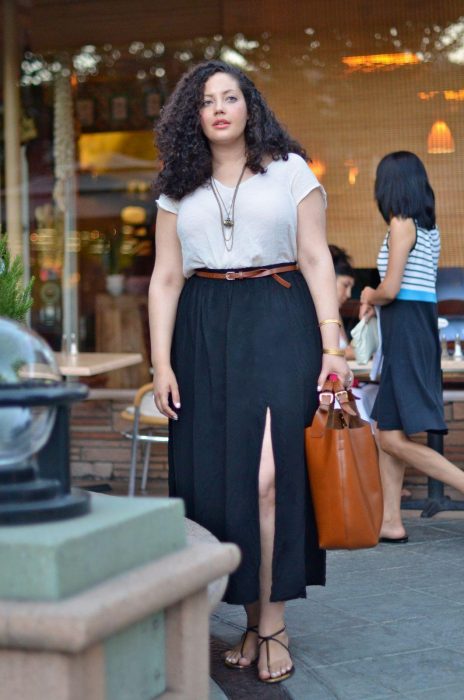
[
  {"x1": 336, "y1": 275, "x2": 355, "y2": 308},
  {"x1": 199, "y1": 72, "x2": 248, "y2": 146}
]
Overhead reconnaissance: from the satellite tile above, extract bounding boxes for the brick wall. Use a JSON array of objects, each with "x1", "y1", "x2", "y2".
[
  {"x1": 441, "y1": 400, "x2": 464, "y2": 469},
  {"x1": 70, "y1": 390, "x2": 169, "y2": 494},
  {"x1": 70, "y1": 393, "x2": 464, "y2": 494},
  {"x1": 402, "y1": 401, "x2": 464, "y2": 487}
]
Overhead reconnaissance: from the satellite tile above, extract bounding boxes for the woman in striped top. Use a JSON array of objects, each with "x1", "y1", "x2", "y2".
[{"x1": 360, "y1": 151, "x2": 464, "y2": 543}]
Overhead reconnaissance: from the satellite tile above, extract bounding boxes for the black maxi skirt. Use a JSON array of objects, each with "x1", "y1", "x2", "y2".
[{"x1": 169, "y1": 265, "x2": 326, "y2": 605}]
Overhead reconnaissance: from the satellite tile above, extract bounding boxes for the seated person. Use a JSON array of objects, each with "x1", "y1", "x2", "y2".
[{"x1": 329, "y1": 245, "x2": 356, "y2": 360}]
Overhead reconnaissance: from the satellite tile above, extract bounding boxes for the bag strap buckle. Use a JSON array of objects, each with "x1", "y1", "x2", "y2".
[{"x1": 319, "y1": 391, "x2": 334, "y2": 408}]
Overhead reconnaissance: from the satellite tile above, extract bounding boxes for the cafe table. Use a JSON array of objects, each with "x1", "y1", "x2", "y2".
[
  {"x1": 349, "y1": 358, "x2": 464, "y2": 383},
  {"x1": 349, "y1": 357, "x2": 464, "y2": 517},
  {"x1": 55, "y1": 351, "x2": 144, "y2": 377},
  {"x1": 38, "y1": 352, "x2": 143, "y2": 490}
]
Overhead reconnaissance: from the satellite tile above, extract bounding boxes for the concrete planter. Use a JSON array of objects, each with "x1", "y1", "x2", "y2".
[{"x1": 0, "y1": 494, "x2": 240, "y2": 700}]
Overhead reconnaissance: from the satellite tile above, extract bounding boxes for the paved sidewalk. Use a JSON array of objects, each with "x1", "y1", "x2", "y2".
[{"x1": 210, "y1": 515, "x2": 464, "y2": 699}]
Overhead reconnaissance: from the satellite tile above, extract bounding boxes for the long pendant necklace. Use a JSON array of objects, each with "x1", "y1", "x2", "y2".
[{"x1": 210, "y1": 163, "x2": 247, "y2": 252}]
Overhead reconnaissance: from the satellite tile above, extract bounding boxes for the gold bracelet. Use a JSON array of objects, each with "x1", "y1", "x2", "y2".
[
  {"x1": 319, "y1": 319, "x2": 342, "y2": 328},
  {"x1": 323, "y1": 347, "x2": 345, "y2": 357}
]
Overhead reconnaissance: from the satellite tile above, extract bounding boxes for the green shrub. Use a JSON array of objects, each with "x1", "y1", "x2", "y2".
[{"x1": 0, "y1": 235, "x2": 35, "y2": 322}]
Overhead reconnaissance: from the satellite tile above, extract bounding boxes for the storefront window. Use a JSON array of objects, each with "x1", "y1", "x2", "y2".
[{"x1": 1, "y1": 2, "x2": 463, "y2": 365}]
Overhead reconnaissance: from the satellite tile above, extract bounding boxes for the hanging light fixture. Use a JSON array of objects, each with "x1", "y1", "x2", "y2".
[
  {"x1": 348, "y1": 166, "x2": 359, "y2": 185},
  {"x1": 427, "y1": 120, "x2": 455, "y2": 154},
  {"x1": 344, "y1": 160, "x2": 359, "y2": 185}
]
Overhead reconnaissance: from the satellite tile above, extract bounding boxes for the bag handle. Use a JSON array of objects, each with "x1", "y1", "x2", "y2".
[
  {"x1": 310, "y1": 375, "x2": 362, "y2": 438},
  {"x1": 319, "y1": 374, "x2": 357, "y2": 417}
]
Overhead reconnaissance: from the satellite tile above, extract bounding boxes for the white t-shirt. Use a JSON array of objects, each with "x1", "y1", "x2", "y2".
[{"x1": 156, "y1": 153, "x2": 327, "y2": 278}]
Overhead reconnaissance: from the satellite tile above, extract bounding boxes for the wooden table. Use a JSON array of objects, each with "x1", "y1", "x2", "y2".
[
  {"x1": 349, "y1": 358, "x2": 464, "y2": 381},
  {"x1": 349, "y1": 358, "x2": 464, "y2": 517},
  {"x1": 55, "y1": 351, "x2": 144, "y2": 377}
]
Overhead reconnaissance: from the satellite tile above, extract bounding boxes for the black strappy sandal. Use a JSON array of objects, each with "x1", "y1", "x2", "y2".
[
  {"x1": 258, "y1": 626, "x2": 295, "y2": 684},
  {"x1": 224, "y1": 625, "x2": 259, "y2": 669}
]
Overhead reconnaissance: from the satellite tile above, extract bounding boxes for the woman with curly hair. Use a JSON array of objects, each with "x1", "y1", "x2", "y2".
[{"x1": 149, "y1": 60, "x2": 351, "y2": 684}]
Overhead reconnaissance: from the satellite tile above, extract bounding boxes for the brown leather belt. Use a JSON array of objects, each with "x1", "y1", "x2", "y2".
[{"x1": 195, "y1": 264, "x2": 298, "y2": 289}]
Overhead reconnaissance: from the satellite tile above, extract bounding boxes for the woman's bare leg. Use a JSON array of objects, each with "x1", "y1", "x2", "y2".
[
  {"x1": 379, "y1": 430, "x2": 464, "y2": 490},
  {"x1": 257, "y1": 410, "x2": 293, "y2": 681},
  {"x1": 372, "y1": 424, "x2": 408, "y2": 538},
  {"x1": 378, "y1": 430, "x2": 464, "y2": 536},
  {"x1": 378, "y1": 448, "x2": 408, "y2": 539}
]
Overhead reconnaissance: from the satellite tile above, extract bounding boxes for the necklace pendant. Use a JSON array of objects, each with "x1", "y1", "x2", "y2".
[{"x1": 223, "y1": 217, "x2": 233, "y2": 227}]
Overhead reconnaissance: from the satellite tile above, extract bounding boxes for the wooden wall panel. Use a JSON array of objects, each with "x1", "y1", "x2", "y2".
[
  {"x1": 222, "y1": 0, "x2": 459, "y2": 41},
  {"x1": 27, "y1": 0, "x2": 222, "y2": 50},
  {"x1": 241, "y1": 8, "x2": 464, "y2": 267},
  {"x1": 12, "y1": 1, "x2": 458, "y2": 55}
]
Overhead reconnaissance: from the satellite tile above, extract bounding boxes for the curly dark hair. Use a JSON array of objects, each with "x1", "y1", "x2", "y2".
[{"x1": 154, "y1": 60, "x2": 307, "y2": 200}]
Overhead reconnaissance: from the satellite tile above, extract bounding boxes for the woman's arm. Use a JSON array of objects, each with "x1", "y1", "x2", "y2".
[
  {"x1": 297, "y1": 189, "x2": 351, "y2": 389},
  {"x1": 360, "y1": 217, "x2": 415, "y2": 308},
  {"x1": 344, "y1": 342, "x2": 356, "y2": 361},
  {"x1": 148, "y1": 208, "x2": 185, "y2": 419}
]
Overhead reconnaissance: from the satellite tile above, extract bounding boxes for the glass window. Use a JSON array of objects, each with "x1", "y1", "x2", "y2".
[{"x1": 2, "y1": 2, "x2": 463, "y2": 369}]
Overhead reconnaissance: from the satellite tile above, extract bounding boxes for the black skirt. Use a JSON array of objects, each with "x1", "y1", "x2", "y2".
[
  {"x1": 371, "y1": 300, "x2": 447, "y2": 435},
  {"x1": 169, "y1": 265, "x2": 326, "y2": 605}
]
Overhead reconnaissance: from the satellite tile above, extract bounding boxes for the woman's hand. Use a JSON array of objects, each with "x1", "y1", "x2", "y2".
[
  {"x1": 317, "y1": 354, "x2": 353, "y2": 392},
  {"x1": 360, "y1": 286, "x2": 375, "y2": 306},
  {"x1": 153, "y1": 366, "x2": 181, "y2": 420},
  {"x1": 359, "y1": 302, "x2": 375, "y2": 320},
  {"x1": 359, "y1": 287, "x2": 376, "y2": 320}
]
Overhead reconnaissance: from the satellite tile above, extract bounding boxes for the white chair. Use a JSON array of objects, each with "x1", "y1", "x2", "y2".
[{"x1": 120, "y1": 383, "x2": 168, "y2": 496}]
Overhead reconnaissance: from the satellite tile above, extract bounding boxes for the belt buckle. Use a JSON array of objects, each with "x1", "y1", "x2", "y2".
[{"x1": 225, "y1": 271, "x2": 235, "y2": 281}]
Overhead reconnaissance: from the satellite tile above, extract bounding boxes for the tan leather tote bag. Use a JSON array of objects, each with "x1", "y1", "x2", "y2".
[{"x1": 305, "y1": 376, "x2": 383, "y2": 550}]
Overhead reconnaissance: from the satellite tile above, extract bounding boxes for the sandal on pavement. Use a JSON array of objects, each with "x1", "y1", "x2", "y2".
[
  {"x1": 224, "y1": 625, "x2": 258, "y2": 669},
  {"x1": 258, "y1": 625, "x2": 295, "y2": 684}
]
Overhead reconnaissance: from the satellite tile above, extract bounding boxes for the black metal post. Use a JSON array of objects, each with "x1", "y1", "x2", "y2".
[
  {"x1": 37, "y1": 404, "x2": 71, "y2": 493},
  {"x1": 0, "y1": 384, "x2": 91, "y2": 524}
]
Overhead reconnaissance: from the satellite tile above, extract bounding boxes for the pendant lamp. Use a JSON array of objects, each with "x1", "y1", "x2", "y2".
[
  {"x1": 427, "y1": 120, "x2": 455, "y2": 154},
  {"x1": 348, "y1": 166, "x2": 359, "y2": 185}
]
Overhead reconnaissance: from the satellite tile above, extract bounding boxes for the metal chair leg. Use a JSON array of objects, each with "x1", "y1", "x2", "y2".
[
  {"x1": 141, "y1": 435, "x2": 152, "y2": 492},
  {"x1": 128, "y1": 407, "x2": 141, "y2": 497}
]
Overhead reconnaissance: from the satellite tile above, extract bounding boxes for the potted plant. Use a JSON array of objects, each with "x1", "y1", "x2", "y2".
[{"x1": 0, "y1": 234, "x2": 34, "y2": 322}]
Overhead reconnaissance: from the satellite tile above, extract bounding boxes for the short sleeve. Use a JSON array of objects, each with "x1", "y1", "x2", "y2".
[
  {"x1": 156, "y1": 193, "x2": 180, "y2": 214},
  {"x1": 289, "y1": 155, "x2": 327, "y2": 208}
]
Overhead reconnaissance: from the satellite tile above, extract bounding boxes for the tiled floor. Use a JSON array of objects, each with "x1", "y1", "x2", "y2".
[
  {"x1": 210, "y1": 514, "x2": 464, "y2": 699},
  {"x1": 82, "y1": 478, "x2": 464, "y2": 697}
]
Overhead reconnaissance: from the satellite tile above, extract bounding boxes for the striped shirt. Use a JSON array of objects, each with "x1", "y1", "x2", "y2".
[{"x1": 377, "y1": 223, "x2": 440, "y2": 303}]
